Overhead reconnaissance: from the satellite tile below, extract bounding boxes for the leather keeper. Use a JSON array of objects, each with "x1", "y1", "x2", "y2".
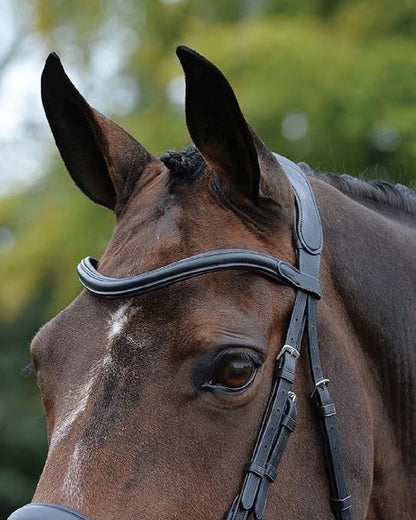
[
  {"x1": 244, "y1": 461, "x2": 266, "y2": 478},
  {"x1": 281, "y1": 413, "x2": 297, "y2": 432},
  {"x1": 274, "y1": 366, "x2": 296, "y2": 383},
  {"x1": 243, "y1": 461, "x2": 278, "y2": 483},
  {"x1": 264, "y1": 463, "x2": 278, "y2": 482},
  {"x1": 317, "y1": 403, "x2": 336, "y2": 417},
  {"x1": 330, "y1": 495, "x2": 352, "y2": 511}
]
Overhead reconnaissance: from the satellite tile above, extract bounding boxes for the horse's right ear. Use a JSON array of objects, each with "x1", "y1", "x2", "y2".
[{"x1": 41, "y1": 53, "x2": 154, "y2": 211}]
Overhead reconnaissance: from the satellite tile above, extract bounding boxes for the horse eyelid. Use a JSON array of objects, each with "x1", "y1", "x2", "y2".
[{"x1": 201, "y1": 367, "x2": 259, "y2": 394}]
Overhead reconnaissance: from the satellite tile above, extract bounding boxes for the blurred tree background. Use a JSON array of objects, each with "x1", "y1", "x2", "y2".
[{"x1": 1, "y1": 0, "x2": 416, "y2": 515}]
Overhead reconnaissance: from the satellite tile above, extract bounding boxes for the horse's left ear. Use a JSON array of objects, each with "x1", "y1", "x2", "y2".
[{"x1": 176, "y1": 46, "x2": 260, "y2": 202}]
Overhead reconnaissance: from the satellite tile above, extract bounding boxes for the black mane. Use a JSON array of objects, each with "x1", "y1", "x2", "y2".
[{"x1": 315, "y1": 171, "x2": 416, "y2": 217}]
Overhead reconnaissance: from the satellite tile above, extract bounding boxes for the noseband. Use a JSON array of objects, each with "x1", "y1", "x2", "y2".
[{"x1": 9, "y1": 154, "x2": 351, "y2": 520}]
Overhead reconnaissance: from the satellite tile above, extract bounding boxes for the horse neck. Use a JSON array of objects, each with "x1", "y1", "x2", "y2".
[{"x1": 317, "y1": 178, "x2": 416, "y2": 475}]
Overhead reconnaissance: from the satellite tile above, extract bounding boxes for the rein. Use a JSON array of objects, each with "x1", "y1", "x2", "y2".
[{"x1": 9, "y1": 154, "x2": 351, "y2": 520}]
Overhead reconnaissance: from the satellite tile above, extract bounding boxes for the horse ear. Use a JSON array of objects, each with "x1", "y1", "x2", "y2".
[
  {"x1": 176, "y1": 46, "x2": 260, "y2": 202},
  {"x1": 41, "y1": 53, "x2": 154, "y2": 211}
]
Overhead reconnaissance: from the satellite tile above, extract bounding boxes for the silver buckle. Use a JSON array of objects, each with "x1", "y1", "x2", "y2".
[
  {"x1": 288, "y1": 391, "x2": 297, "y2": 403},
  {"x1": 276, "y1": 344, "x2": 300, "y2": 362},
  {"x1": 310, "y1": 378, "x2": 330, "y2": 398}
]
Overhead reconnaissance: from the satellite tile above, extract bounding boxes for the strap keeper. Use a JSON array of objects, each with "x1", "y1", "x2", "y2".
[
  {"x1": 331, "y1": 495, "x2": 352, "y2": 511},
  {"x1": 274, "y1": 366, "x2": 296, "y2": 383},
  {"x1": 317, "y1": 403, "x2": 336, "y2": 417},
  {"x1": 281, "y1": 413, "x2": 297, "y2": 432},
  {"x1": 244, "y1": 461, "x2": 278, "y2": 483},
  {"x1": 244, "y1": 461, "x2": 266, "y2": 478},
  {"x1": 264, "y1": 463, "x2": 278, "y2": 482}
]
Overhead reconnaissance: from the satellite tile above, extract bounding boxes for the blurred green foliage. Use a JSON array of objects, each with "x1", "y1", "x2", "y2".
[{"x1": 1, "y1": 0, "x2": 416, "y2": 515}]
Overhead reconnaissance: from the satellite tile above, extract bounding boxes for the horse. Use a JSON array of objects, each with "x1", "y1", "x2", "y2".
[{"x1": 9, "y1": 46, "x2": 416, "y2": 520}]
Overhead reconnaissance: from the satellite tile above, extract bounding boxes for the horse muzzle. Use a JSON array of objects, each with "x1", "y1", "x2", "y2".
[{"x1": 8, "y1": 503, "x2": 91, "y2": 520}]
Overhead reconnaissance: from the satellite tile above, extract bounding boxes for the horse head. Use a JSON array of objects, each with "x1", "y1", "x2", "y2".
[{"x1": 10, "y1": 47, "x2": 377, "y2": 520}]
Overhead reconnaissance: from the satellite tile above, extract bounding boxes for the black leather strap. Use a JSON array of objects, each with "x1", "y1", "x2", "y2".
[
  {"x1": 254, "y1": 397, "x2": 297, "y2": 520},
  {"x1": 77, "y1": 249, "x2": 321, "y2": 299},
  {"x1": 273, "y1": 153, "x2": 323, "y2": 255},
  {"x1": 307, "y1": 297, "x2": 351, "y2": 520},
  {"x1": 224, "y1": 156, "x2": 350, "y2": 520},
  {"x1": 224, "y1": 291, "x2": 307, "y2": 520}
]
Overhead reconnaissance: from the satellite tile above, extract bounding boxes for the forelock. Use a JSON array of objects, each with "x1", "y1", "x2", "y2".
[{"x1": 160, "y1": 145, "x2": 207, "y2": 183}]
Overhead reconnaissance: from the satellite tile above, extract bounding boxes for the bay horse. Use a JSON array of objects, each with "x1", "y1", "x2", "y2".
[{"x1": 9, "y1": 46, "x2": 416, "y2": 519}]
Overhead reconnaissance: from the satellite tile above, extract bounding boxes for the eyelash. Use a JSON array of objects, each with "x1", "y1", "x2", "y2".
[
  {"x1": 22, "y1": 362, "x2": 36, "y2": 377},
  {"x1": 22, "y1": 362, "x2": 41, "y2": 387}
]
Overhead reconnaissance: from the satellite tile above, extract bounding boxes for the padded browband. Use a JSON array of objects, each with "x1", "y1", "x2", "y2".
[
  {"x1": 77, "y1": 154, "x2": 323, "y2": 300},
  {"x1": 77, "y1": 249, "x2": 322, "y2": 299}
]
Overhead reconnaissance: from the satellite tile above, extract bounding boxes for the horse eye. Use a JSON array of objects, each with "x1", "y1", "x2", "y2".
[{"x1": 204, "y1": 351, "x2": 259, "y2": 392}]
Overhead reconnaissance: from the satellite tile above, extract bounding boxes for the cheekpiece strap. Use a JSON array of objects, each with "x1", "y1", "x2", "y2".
[
  {"x1": 224, "y1": 155, "x2": 351, "y2": 520},
  {"x1": 307, "y1": 297, "x2": 352, "y2": 519}
]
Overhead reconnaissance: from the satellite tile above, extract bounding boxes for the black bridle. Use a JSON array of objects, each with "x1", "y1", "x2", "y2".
[{"x1": 9, "y1": 154, "x2": 351, "y2": 520}]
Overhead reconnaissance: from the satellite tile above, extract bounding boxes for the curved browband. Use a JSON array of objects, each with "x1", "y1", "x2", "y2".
[
  {"x1": 77, "y1": 250, "x2": 321, "y2": 299},
  {"x1": 74, "y1": 154, "x2": 351, "y2": 520}
]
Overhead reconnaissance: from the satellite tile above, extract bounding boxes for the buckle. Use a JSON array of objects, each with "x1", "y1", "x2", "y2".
[
  {"x1": 276, "y1": 344, "x2": 300, "y2": 362},
  {"x1": 310, "y1": 378, "x2": 330, "y2": 398},
  {"x1": 287, "y1": 391, "x2": 297, "y2": 403}
]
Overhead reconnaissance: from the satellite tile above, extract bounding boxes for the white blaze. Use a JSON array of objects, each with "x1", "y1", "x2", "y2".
[
  {"x1": 62, "y1": 443, "x2": 84, "y2": 507},
  {"x1": 50, "y1": 375, "x2": 96, "y2": 449},
  {"x1": 108, "y1": 303, "x2": 131, "y2": 340},
  {"x1": 50, "y1": 303, "x2": 133, "y2": 501}
]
